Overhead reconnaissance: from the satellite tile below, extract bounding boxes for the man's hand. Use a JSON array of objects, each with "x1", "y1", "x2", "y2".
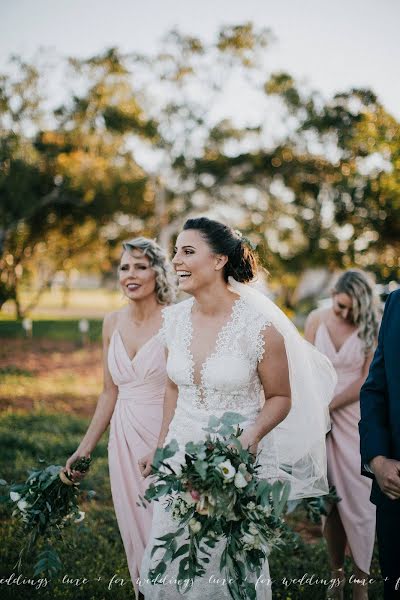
[{"x1": 370, "y1": 456, "x2": 400, "y2": 500}]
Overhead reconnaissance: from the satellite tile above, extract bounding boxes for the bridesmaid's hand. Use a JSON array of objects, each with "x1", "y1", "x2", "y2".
[
  {"x1": 139, "y1": 449, "x2": 156, "y2": 478},
  {"x1": 65, "y1": 449, "x2": 90, "y2": 482}
]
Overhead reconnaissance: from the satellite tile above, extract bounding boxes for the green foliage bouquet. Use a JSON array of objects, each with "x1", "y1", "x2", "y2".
[
  {"x1": 1, "y1": 457, "x2": 92, "y2": 576},
  {"x1": 143, "y1": 412, "x2": 290, "y2": 600}
]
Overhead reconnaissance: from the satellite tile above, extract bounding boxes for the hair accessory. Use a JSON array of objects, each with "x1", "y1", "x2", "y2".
[{"x1": 234, "y1": 229, "x2": 257, "y2": 251}]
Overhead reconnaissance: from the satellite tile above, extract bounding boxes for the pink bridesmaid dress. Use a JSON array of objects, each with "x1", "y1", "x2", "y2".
[
  {"x1": 107, "y1": 329, "x2": 166, "y2": 592},
  {"x1": 315, "y1": 322, "x2": 376, "y2": 574}
]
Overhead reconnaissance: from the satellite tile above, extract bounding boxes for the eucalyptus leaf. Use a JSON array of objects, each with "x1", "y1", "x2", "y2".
[{"x1": 194, "y1": 460, "x2": 208, "y2": 480}]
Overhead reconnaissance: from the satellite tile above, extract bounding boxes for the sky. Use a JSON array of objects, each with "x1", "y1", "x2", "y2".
[{"x1": 1, "y1": 0, "x2": 399, "y2": 118}]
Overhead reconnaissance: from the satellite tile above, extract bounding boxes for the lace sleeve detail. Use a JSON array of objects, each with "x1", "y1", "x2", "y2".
[
  {"x1": 160, "y1": 304, "x2": 179, "y2": 350},
  {"x1": 255, "y1": 317, "x2": 271, "y2": 363},
  {"x1": 160, "y1": 299, "x2": 191, "y2": 350},
  {"x1": 158, "y1": 307, "x2": 169, "y2": 348}
]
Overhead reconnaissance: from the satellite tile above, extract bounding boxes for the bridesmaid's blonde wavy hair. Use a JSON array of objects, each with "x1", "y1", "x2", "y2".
[
  {"x1": 121, "y1": 237, "x2": 177, "y2": 305},
  {"x1": 333, "y1": 270, "x2": 379, "y2": 355}
]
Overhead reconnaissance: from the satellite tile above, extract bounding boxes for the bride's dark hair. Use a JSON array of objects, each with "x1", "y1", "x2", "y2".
[{"x1": 183, "y1": 217, "x2": 258, "y2": 283}]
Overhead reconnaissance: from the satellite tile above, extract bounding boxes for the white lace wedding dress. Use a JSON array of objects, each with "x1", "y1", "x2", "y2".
[{"x1": 139, "y1": 295, "x2": 276, "y2": 599}]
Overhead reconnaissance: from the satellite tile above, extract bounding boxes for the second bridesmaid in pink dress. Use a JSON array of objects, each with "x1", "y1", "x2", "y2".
[
  {"x1": 65, "y1": 237, "x2": 176, "y2": 596},
  {"x1": 305, "y1": 270, "x2": 380, "y2": 600}
]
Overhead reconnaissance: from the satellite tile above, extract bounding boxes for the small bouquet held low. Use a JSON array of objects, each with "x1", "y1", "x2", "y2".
[
  {"x1": 142, "y1": 412, "x2": 290, "y2": 600},
  {"x1": 2, "y1": 457, "x2": 92, "y2": 576}
]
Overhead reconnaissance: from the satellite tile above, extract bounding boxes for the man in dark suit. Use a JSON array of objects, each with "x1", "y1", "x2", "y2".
[{"x1": 359, "y1": 289, "x2": 400, "y2": 598}]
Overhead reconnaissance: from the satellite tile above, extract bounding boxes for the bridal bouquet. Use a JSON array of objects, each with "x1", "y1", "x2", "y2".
[
  {"x1": 2, "y1": 457, "x2": 92, "y2": 576},
  {"x1": 143, "y1": 413, "x2": 290, "y2": 600}
]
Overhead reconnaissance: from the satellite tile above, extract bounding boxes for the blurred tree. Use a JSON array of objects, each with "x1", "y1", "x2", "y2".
[
  {"x1": 129, "y1": 23, "x2": 273, "y2": 247},
  {"x1": 1, "y1": 28, "x2": 399, "y2": 317},
  {"x1": 132, "y1": 25, "x2": 399, "y2": 301},
  {"x1": 173, "y1": 76, "x2": 400, "y2": 304},
  {"x1": 0, "y1": 51, "x2": 156, "y2": 316}
]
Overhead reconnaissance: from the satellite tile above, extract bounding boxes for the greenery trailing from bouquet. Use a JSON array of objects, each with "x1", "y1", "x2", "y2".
[
  {"x1": 298, "y1": 486, "x2": 341, "y2": 524},
  {"x1": 0, "y1": 457, "x2": 93, "y2": 577},
  {"x1": 142, "y1": 412, "x2": 290, "y2": 600}
]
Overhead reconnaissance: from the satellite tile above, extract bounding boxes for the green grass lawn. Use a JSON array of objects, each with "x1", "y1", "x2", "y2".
[{"x1": 0, "y1": 319, "x2": 103, "y2": 342}]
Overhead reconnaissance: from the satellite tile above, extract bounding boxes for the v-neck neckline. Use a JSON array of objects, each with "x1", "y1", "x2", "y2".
[
  {"x1": 114, "y1": 329, "x2": 160, "y2": 364},
  {"x1": 187, "y1": 295, "x2": 243, "y2": 386},
  {"x1": 321, "y1": 321, "x2": 358, "y2": 355}
]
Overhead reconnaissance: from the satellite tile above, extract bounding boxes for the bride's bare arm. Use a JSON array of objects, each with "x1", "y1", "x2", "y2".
[
  {"x1": 139, "y1": 371, "x2": 178, "y2": 477},
  {"x1": 156, "y1": 373, "x2": 179, "y2": 449},
  {"x1": 240, "y1": 325, "x2": 291, "y2": 453},
  {"x1": 65, "y1": 313, "x2": 118, "y2": 477}
]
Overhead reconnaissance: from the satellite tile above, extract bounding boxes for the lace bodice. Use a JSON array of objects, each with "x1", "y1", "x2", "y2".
[{"x1": 160, "y1": 295, "x2": 271, "y2": 448}]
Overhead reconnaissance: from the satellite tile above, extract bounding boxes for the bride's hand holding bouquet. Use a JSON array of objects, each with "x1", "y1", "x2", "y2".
[{"x1": 140, "y1": 412, "x2": 290, "y2": 600}]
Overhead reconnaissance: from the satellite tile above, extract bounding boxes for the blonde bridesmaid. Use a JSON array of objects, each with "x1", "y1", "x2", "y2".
[
  {"x1": 305, "y1": 270, "x2": 379, "y2": 600},
  {"x1": 65, "y1": 237, "x2": 176, "y2": 596}
]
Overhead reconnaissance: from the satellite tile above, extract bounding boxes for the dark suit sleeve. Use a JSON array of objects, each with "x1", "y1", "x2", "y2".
[{"x1": 359, "y1": 292, "x2": 392, "y2": 478}]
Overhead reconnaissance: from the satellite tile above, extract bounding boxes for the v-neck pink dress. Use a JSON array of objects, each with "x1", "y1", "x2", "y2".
[
  {"x1": 108, "y1": 329, "x2": 166, "y2": 592},
  {"x1": 315, "y1": 322, "x2": 375, "y2": 574}
]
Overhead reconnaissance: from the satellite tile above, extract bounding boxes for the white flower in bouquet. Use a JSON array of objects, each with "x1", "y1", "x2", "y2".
[
  {"x1": 260, "y1": 504, "x2": 272, "y2": 517},
  {"x1": 179, "y1": 502, "x2": 190, "y2": 516},
  {"x1": 248, "y1": 522, "x2": 259, "y2": 536},
  {"x1": 242, "y1": 532, "x2": 262, "y2": 550},
  {"x1": 172, "y1": 496, "x2": 192, "y2": 520},
  {"x1": 17, "y1": 499, "x2": 29, "y2": 513},
  {"x1": 74, "y1": 511, "x2": 85, "y2": 523},
  {"x1": 10, "y1": 491, "x2": 21, "y2": 502},
  {"x1": 189, "y1": 518, "x2": 201, "y2": 533},
  {"x1": 217, "y1": 459, "x2": 236, "y2": 481},
  {"x1": 234, "y1": 471, "x2": 248, "y2": 488}
]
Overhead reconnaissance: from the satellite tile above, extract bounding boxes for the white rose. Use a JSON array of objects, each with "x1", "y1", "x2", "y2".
[
  {"x1": 247, "y1": 501, "x2": 256, "y2": 511},
  {"x1": 17, "y1": 499, "x2": 28, "y2": 512},
  {"x1": 10, "y1": 491, "x2": 21, "y2": 502},
  {"x1": 217, "y1": 460, "x2": 236, "y2": 481},
  {"x1": 234, "y1": 471, "x2": 248, "y2": 489},
  {"x1": 189, "y1": 518, "x2": 201, "y2": 533}
]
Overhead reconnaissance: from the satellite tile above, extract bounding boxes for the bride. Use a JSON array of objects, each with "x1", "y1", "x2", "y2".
[{"x1": 138, "y1": 217, "x2": 336, "y2": 599}]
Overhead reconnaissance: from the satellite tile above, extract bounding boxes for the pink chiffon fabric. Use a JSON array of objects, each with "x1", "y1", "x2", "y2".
[
  {"x1": 315, "y1": 322, "x2": 376, "y2": 574},
  {"x1": 108, "y1": 329, "x2": 166, "y2": 592}
]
